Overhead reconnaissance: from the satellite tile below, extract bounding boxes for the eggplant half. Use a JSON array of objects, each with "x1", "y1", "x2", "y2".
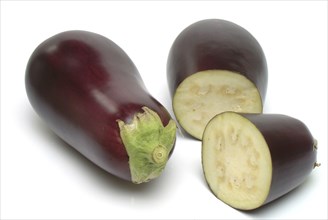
[
  {"x1": 202, "y1": 112, "x2": 319, "y2": 210},
  {"x1": 167, "y1": 19, "x2": 268, "y2": 139},
  {"x1": 25, "y1": 30, "x2": 176, "y2": 184}
]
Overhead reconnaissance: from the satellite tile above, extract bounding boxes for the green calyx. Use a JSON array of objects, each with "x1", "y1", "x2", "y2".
[{"x1": 117, "y1": 107, "x2": 177, "y2": 184}]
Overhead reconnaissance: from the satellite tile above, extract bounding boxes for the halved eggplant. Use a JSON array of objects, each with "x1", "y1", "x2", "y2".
[
  {"x1": 25, "y1": 30, "x2": 176, "y2": 184},
  {"x1": 202, "y1": 112, "x2": 319, "y2": 210},
  {"x1": 167, "y1": 19, "x2": 268, "y2": 139}
]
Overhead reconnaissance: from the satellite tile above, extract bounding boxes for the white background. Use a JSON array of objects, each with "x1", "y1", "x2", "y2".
[{"x1": 1, "y1": 1, "x2": 327, "y2": 219}]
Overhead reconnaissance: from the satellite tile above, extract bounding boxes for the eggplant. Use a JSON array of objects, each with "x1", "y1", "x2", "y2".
[
  {"x1": 202, "y1": 112, "x2": 319, "y2": 210},
  {"x1": 25, "y1": 30, "x2": 176, "y2": 184},
  {"x1": 167, "y1": 19, "x2": 268, "y2": 139}
]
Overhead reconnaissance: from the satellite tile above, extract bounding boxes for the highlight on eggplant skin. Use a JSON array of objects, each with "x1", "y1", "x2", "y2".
[
  {"x1": 202, "y1": 112, "x2": 319, "y2": 210},
  {"x1": 25, "y1": 30, "x2": 177, "y2": 184},
  {"x1": 167, "y1": 19, "x2": 268, "y2": 140}
]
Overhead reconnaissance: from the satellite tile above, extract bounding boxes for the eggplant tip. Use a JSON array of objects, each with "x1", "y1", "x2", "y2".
[
  {"x1": 313, "y1": 162, "x2": 321, "y2": 169},
  {"x1": 313, "y1": 139, "x2": 318, "y2": 150}
]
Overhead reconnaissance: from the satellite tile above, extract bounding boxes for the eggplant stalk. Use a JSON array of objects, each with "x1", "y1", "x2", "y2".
[{"x1": 117, "y1": 107, "x2": 176, "y2": 183}]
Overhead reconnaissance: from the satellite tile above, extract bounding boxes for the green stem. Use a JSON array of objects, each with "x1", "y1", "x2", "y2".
[
  {"x1": 117, "y1": 107, "x2": 176, "y2": 184},
  {"x1": 152, "y1": 145, "x2": 167, "y2": 164}
]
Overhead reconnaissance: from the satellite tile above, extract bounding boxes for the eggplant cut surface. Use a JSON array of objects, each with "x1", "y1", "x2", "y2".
[
  {"x1": 167, "y1": 19, "x2": 268, "y2": 139},
  {"x1": 173, "y1": 70, "x2": 262, "y2": 139},
  {"x1": 202, "y1": 112, "x2": 318, "y2": 210}
]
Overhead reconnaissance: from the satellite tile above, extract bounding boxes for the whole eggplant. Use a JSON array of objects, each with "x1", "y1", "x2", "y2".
[
  {"x1": 167, "y1": 19, "x2": 268, "y2": 139},
  {"x1": 202, "y1": 112, "x2": 319, "y2": 210},
  {"x1": 25, "y1": 30, "x2": 176, "y2": 184}
]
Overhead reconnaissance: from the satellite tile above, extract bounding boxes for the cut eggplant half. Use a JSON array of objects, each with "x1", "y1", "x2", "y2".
[
  {"x1": 202, "y1": 112, "x2": 318, "y2": 210},
  {"x1": 167, "y1": 19, "x2": 268, "y2": 139}
]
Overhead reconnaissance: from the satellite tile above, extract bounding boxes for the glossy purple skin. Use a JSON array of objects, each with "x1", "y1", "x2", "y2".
[
  {"x1": 241, "y1": 114, "x2": 317, "y2": 206},
  {"x1": 167, "y1": 19, "x2": 268, "y2": 102},
  {"x1": 25, "y1": 30, "x2": 172, "y2": 181}
]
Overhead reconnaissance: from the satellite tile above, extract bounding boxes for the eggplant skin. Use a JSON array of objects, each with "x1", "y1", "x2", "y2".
[
  {"x1": 242, "y1": 114, "x2": 317, "y2": 205},
  {"x1": 167, "y1": 18, "x2": 268, "y2": 102},
  {"x1": 25, "y1": 30, "x2": 175, "y2": 182}
]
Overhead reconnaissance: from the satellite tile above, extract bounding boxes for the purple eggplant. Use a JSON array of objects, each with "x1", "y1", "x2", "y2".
[
  {"x1": 25, "y1": 30, "x2": 176, "y2": 184},
  {"x1": 167, "y1": 19, "x2": 268, "y2": 139},
  {"x1": 202, "y1": 112, "x2": 319, "y2": 210}
]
